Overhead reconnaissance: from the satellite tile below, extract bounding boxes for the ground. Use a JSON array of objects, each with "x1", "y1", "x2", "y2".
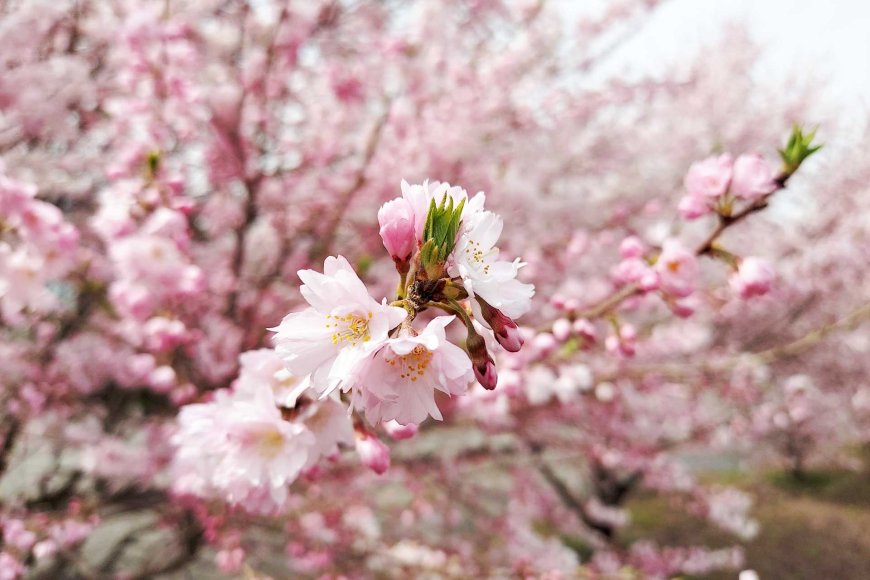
[{"x1": 625, "y1": 459, "x2": 870, "y2": 580}]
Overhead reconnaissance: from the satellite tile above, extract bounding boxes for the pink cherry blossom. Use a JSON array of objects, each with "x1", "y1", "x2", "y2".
[
  {"x1": 730, "y1": 257, "x2": 775, "y2": 299},
  {"x1": 172, "y1": 383, "x2": 316, "y2": 512},
  {"x1": 272, "y1": 255, "x2": 407, "y2": 394},
  {"x1": 655, "y1": 239, "x2": 699, "y2": 298},
  {"x1": 731, "y1": 153, "x2": 777, "y2": 201},
  {"x1": 348, "y1": 316, "x2": 473, "y2": 425},
  {"x1": 683, "y1": 153, "x2": 733, "y2": 199}
]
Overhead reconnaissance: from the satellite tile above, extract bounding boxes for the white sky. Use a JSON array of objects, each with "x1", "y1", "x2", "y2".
[{"x1": 589, "y1": 0, "x2": 870, "y2": 131}]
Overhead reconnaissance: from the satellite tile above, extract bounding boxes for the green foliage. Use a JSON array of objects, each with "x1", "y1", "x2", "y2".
[
  {"x1": 419, "y1": 194, "x2": 465, "y2": 278},
  {"x1": 779, "y1": 124, "x2": 822, "y2": 174}
]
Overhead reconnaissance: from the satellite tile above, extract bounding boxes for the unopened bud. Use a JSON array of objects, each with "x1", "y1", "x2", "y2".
[
  {"x1": 466, "y1": 331, "x2": 498, "y2": 390},
  {"x1": 355, "y1": 432, "x2": 391, "y2": 475},
  {"x1": 477, "y1": 298, "x2": 524, "y2": 353},
  {"x1": 552, "y1": 318, "x2": 572, "y2": 342},
  {"x1": 531, "y1": 332, "x2": 558, "y2": 359},
  {"x1": 378, "y1": 198, "x2": 416, "y2": 272},
  {"x1": 383, "y1": 420, "x2": 418, "y2": 440},
  {"x1": 573, "y1": 318, "x2": 597, "y2": 345},
  {"x1": 473, "y1": 357, "x2": 498, "y2": 391}
]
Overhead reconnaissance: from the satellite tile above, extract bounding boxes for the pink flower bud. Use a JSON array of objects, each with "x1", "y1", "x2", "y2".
[
  {"x1": 678, "y1": 193, "x2": 711, "y2": 220},
  {"x1": 531, "y1": 332, "x2": 558, "y2": 359},
  {"x1": 612, "y1": 258, "x2": 657, "y2": 291},
  {"x1": 383, "y1": 420, "x2": 418, "y2": 440},
  {"x1": 730, "y1": 257, "x2": 775, "y2": 299},
  {"x1": 669, "y1": 297, "x2": 696, "y2": 318},
  {"x1": 684, "y1": 153, "x2": 733, "y2": 199},
  {"x1": 549, "y1": 294, "x2": 567, "y2": 310},
  {"x1": 619, "y1": 236, "x2": 646, "y2": 258},
  {"x1": 477, "y1": 299, "x2": 524, "y2": 352},
  {"x1": 355, "y1": 433, "x2": 391, "y2": 474},
  {"x1": 466, "y1": 331, "x2": 498, "y2": 389},
  {"x1": 573, "y1": 318, "x2": 597, "y2": 345},
  {"x1": 552, "y1": 318, "x2": 572, "y2": 342},
  {"x1": 731, "y1": 154, "x2": 776, "y2": 201},
  {"x1": 0, "y1": 554, "x2": 23, "y2": 578},
  {"x1": 605, "y1": 324, "x2": 636, "y2": 358},
  {"x1": 473, "y1": 357, "x2": 498, "y2": 391},
  {"x1": 377, "y1": 198, "x2": 416, "y2": 265}
]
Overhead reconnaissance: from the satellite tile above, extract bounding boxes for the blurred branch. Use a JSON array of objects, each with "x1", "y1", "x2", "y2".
[
  {"x1": 755, "y1": 301, "x2": 870, "y2": 364},
  {"x1": 309, "y1": 107, "x2": 390, "y2": 261},
  {"x1": 0, "y1": 417, "x2": 20, "y2": 482}
]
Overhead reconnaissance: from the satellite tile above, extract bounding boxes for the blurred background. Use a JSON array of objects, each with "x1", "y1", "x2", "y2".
[{"x1": 0, "y1": 1, "x2": 868, "y2": 578}]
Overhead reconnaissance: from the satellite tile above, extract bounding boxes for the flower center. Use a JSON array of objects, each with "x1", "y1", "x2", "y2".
[
  {"x1": 256, "y1": 427, "x2": 286, "y2": 459},
  {"x1": 387, "y1": 344, "x2": 433, "y2": 382},
  {"x1": 464, "y1": 239, "x2": 492, "y2": 275},
  {"x1": 326, "y1": 312, "x2": 373, "y2": 346},
  {"x1": 666, "y1": 260, "x2": 681, "y2": 273}
]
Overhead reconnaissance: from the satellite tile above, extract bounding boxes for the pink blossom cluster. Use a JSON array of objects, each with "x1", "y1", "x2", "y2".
[
  {"x1": 172, "y1": 180, "x2": 533, "y2": 509},
  {"x1": 678, "y1": 152, "x2": 778, "y2": 219},
  {"x1": 0, "y1": 169, "x2": 79, "y2": 324}
]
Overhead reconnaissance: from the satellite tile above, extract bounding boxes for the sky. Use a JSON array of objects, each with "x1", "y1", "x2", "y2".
[{"x1": 589, "y1": 0, "x2": 870, "y2": 132}]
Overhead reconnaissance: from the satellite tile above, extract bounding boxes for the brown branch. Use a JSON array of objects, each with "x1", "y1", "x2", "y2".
[
  {"x1": 537, "y1": 461, "x2": 615, "y2": 540},
  {"x1": 0, "y1": 418, "x2": 20, "y2": 481}
]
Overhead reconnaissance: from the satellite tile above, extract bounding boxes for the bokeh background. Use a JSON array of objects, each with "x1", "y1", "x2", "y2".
[{"x1": 0, "y1": 1, "x2": 868, "y2": 578}]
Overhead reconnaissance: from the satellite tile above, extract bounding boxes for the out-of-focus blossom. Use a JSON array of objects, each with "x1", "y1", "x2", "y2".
[
  {"x1": 731, "y1": 154, "x2": 776, "y2": 201},
  {"x1": 355, "y1": 432, "x2": 390, "y2": 475},
  {"x1": 684, "y1": 154, "x2": 733, "y2": 200},
  {"x1": 655, "y1": 239, "x2": 699, "y2": 298},
  {"x1": 730, "y1": 257, "x2": 775, "y2": 298}
]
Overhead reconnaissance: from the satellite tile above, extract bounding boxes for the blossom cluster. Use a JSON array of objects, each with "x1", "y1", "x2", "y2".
[
  {"x1": 172, "y1": 181, "x2": 533, "y2": 511},
  {"x1": 0, "y1": 168, "x2": 79, "y2": 323}
]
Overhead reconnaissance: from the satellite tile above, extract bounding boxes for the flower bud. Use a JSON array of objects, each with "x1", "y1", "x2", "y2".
[
  {"x1": 383, "y1": 420, "x2": 418, "y2": 440},
  {"x1": 552, "y1": 318, "x2": 572, "y2": 342},
  {"x1": 466, "y1": 332, "x2": 498, "y2": 390},
  {"x1": 678, "y1": 193, "x2": 711, "y2": 220},
  {"x1": 730, "y1": 257, "x2": 774, "y2": 299},
  {"x1": 669, "y1": 297, "x2": 696, "y2": 318},
  {"x1": 605, "y1": 324, "x2": 636, "y2": 358},
  {"x1": 531, "y1": 332, "x2": 558, "y2": 359},
  {"x1": 477, "y1": 299, "x2": 524, "y2": 352},
  {"x1": 473, "y1": 357, "x2": 498, "y2": 391},
  {"x1": 573, "y1": 318, "x2": 597, "y2": 345},
  {"x1": 619, "y1": 236, "x2": 646, "y2": 259},
  {"x1": 355, "y1": 432, "x2": 391, "y2": 474},
  {"x1": 378, "y1": 198, "x2": 416, "y2": 270}
]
